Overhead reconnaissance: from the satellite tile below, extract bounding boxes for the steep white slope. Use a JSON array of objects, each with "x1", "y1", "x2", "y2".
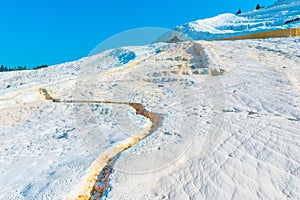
[
  {"x1": 107, "y1": 38, "x2": 300, "y2": 200},
  {"x1": 0, "y1": 44, "x2": 164, "y2": 199},
  {"x1": 1, "y1": 38, "x2": 299, "y2": 199},
  {"x1": 175, "y1": 0, "x2": 300, "y2": 40},
  {"x1": 1, "y1": 36, "x2": 300, "y2": 200}
]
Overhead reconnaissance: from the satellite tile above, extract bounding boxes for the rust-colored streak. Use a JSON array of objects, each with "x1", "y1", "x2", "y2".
[
  {"x1": 38, "y1": 88, "x2": 53, "y2": 100},
  {"x1": 89, "y1": 156, "x2": 119, "y2": 200},
  {"x1": 38, "y1": 88, "x2": 163, "y2": 200},
  {"x1": 129, "y1": 102, "x2": 163, "y2": 132},
  {"x1": 88, "y1": 104, "x2": 163, "y2": 200},
  {"x1": 220, "y1": 28, "x2": 300, "y2": 40}
]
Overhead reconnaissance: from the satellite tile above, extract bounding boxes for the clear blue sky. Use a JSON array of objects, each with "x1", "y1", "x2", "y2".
[{"x1": 0, "y1": 0, "x2": 275, "y2": 68}]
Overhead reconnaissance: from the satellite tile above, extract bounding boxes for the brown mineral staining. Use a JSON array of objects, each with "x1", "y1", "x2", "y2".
[{"x1": 38, "y1": 89, "x2": 163, "y2": 200}]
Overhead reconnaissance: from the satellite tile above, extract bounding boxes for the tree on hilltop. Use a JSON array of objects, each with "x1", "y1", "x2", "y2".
[{"x1": 256, "y1": 4, "x2": 261, "y2": 10}]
